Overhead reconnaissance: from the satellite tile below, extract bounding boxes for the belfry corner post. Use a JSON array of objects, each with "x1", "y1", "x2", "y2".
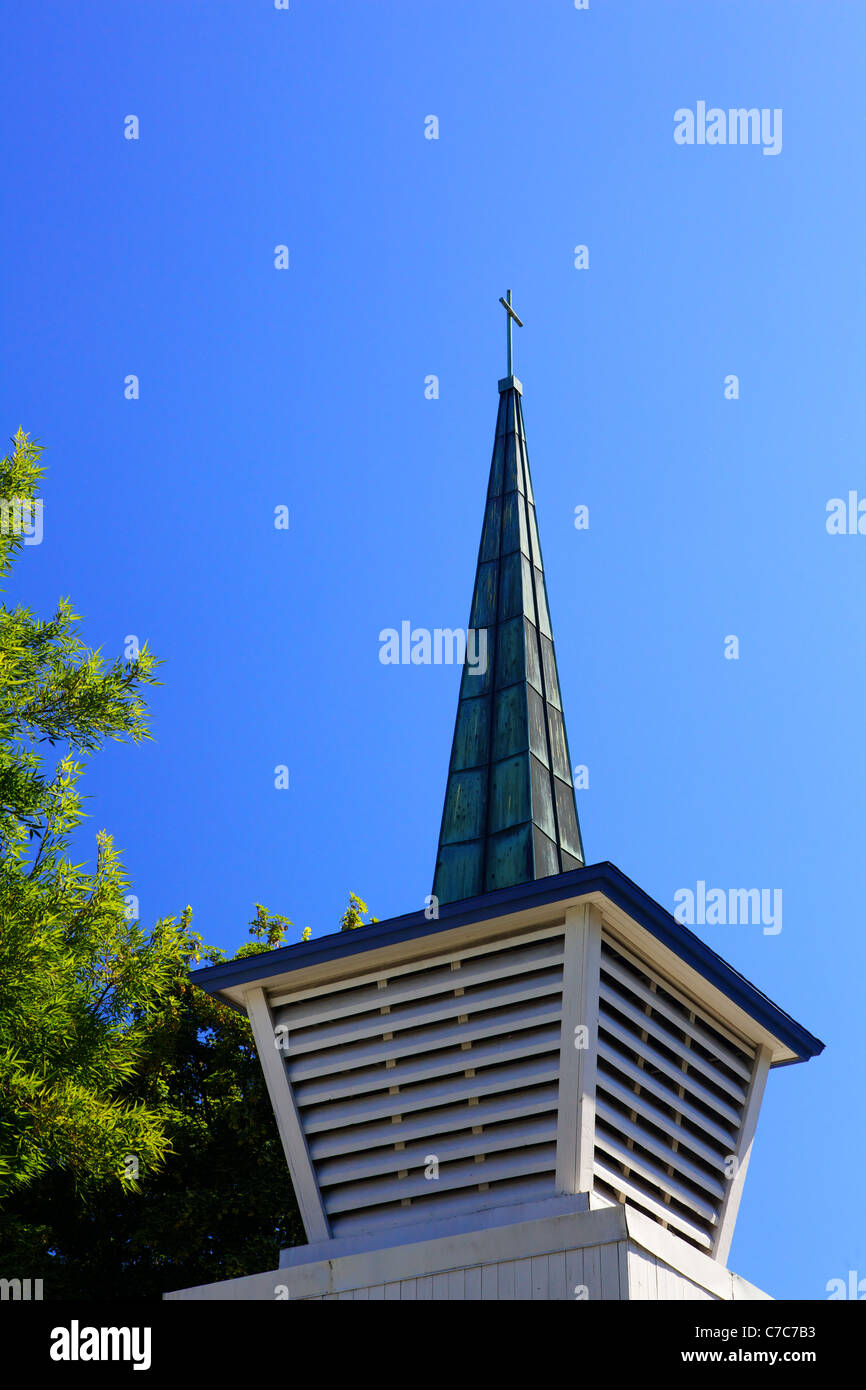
[{"x1": 166, "y1": 299, "x2": 823, "y2": 1303}]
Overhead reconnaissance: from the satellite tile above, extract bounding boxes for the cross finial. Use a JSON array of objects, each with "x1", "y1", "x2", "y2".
[{"x1": 498, "y1": 290, "x2": 524, "y2": 378}]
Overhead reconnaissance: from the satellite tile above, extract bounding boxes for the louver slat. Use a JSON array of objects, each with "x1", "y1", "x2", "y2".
[
  {"x1": 293, "y1": 1022, "x2": 561, "y2": 1105},
  {"x1": 598, "y1": 1016, "x2": 742, "y2": 1127},
  {"x1": 288, "y1": 994, "x2": 561, "y2": 1083},
  {"x1": 593, "y1": 1128, "x2": 719, "y2": 1222},
  {"x1": 274, "y1": 937, "x2": 565, "y2": 1034},
  {"x1": 307, "y1": 1083, "x2": 559, "y2": 1160},
  {"x1": 278, "y1": 967, "x2": 563, "y2": 1054},
  {"x1": 595, "y1": 1073, "x2": 729, "y2": 1171},
  {"x1": 593, "y1": 1160, "x2": 715, "y2": 1250},
  {"x1": 593, "y1": 933, "x2": 755, "y2": 1253},
  {"x1": 316, "y1": 1115, "x2": 557, "y2": 1188},
  {"x1": 598, "y1": 980, "x2": 747, "y2": 1104},
  {"x1": 595, "y1": 1102, "x2": 726, "y2": 1199},
  {"x1": 268, "y1": 925, "x2": 567, "y2": 1010},
  {"x1": 600, "y1": 950, "x2": 753, "y2": 1079},
  {"x1": 329, "y1": 1174, "x2": 556, "y2": 1239},
  {"x1": 597, "y1": 1041, "x2": 738, "y2": 1148},
  {"x1": 302, "y1": 1053, "x2": 561, "y2": 1133},
  {"x1": 324, "y1": 1144, "x2": 557, "y2": 1215}
]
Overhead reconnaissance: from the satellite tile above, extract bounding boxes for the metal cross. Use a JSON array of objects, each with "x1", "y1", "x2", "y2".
[{"x1": 498, "y1": 289, "x2": 524, "y2": 377}]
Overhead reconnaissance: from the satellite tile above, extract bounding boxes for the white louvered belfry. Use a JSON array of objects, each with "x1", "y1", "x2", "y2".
[
  {"x1": 236, "y1": 891, "x2": 788, "y2": 1264},
  {"x1": 170, "y1": 872, "x2": 822, "y2": 1300}
]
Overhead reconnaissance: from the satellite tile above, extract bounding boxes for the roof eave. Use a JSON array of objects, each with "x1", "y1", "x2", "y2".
[{"x1": 191, "y1": 862, "x2": 824, "y2": 1065}]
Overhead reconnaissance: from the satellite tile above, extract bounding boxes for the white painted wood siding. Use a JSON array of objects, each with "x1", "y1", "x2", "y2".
[
  {"x1": 307, "y1": 1240, "x2": 628, "y2": 1300},
  {"x1": 627, "y1": 1244, "x2": 719, "y2": 1301},
  {"x1": 165, "y1": 1203, "x2": 771, "y2": 1301}
]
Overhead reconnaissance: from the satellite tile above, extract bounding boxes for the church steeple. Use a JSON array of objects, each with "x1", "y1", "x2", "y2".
[{"x1": 433, "y1": 295, "x2": 585, "y2": 906}]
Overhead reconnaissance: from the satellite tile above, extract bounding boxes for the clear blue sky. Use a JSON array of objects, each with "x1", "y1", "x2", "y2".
[{"x1": 3, "y1": 1, "x2": 863, "y2": 1299}]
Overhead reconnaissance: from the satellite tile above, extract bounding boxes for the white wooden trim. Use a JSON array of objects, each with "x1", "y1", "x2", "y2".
[
  {"x1": 711, "y1": 1043, "x2": 771, "y2": 1264},
  {"x1": 623, "y1": 1205, "x2": 772, "y2": 1300},
  {"x1": 555, "y1": 903, "x2": 602, "y2": 1195},
  {"x1": 244, "y1": 985, "x2": 330, "y2": 1243}
]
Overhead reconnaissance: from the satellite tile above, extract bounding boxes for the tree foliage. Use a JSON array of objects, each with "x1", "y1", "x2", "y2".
[
  {"x1": 2, "y1": 898, "x2": 370, "y2": 1298},
  {"x1": 0, "y1": 429, "x2": 191, "y2": 1198},
  {"x1": 0, "y1": 431, "x2": 373, "y2": 1297},
  {"x1": 340, "y1": 893, "x2": 378, "y2": 932}
]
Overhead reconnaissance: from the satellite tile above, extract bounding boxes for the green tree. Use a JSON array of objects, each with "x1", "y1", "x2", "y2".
[
  {"x1": 0, "y1": 432, "x2": 373, "y2": 1295},
  {"x1": 0, "y1": 915, "x2": 304, "y2": 1297},
  {"x1": 0, "y1": 430, "x2": 192, "y2": 1199},
  {"x1": 1, "y1": 899, "x2": 372, "y2": 1298}
]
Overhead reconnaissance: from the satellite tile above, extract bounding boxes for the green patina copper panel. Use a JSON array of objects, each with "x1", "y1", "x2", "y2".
[
  {"x1": 435, "y1": 842, "x2": 484, "y2": 902},
  {"x1": 540, "y1": 634, "x2": 562, "y2": 710},
  {"x1": 470, "y1": 561, "x2": 498, "y2": 628},
  {"x1": 519, "y1": 436, "x2": 534, "y2": 504},
  {"x1": 546, "y1": 703, "x2": 571, "y2": 782},
  {"x1": 521, "y1": 555, "x2": 537, "y2": 626},
  {"x1": 487, "y1": 437, "x2": 504, "y2": 497},
  {"x1": 555, "y1": 776, "x2": 584, "y2": 861},
  {"x1": 489, "y1": 754, "x2": 530, "y2": 833},
  {"x1": 524, "y1": 618, "x2": 543, "y2": 694},
  {"x1": 503, "y1": 434, "x2": 523, "y2": 494},
  {"x1": 460, "y1": 640, "x2": 492, "y2": 698},
  {"x1": 485, "y1": 824, "x2": 533, "y2": 892},
  {"x1": 492, "y1": 685, "x2": 528, "y2": 761},
  {"x1": 452, "y1": 697, "x2": 490, "y2": 771},
  {"x1": 480, "y1": 496, "x2": 502, "y2": 562},
  {"x1": 526, "y1": 501, "x2": 542, "y2": 566},
  {"x1": 498, "y1": 551, "x2": 523, "y2": 621},
  {"x1": 500, "y1": 490, "x2": 529, "y2": 558},
  {"x1": 533, "y1": 567, "x2": 552, "y2": 638},
  {"x1": 529, "y1": 754, "x2": 557, "y2": 841},
  {"x1": 495, "y1": 616, "x2": 526, "y2": 689},
  {"x1": 527, "y1": 683, "x2": 549, "y2": 766},
  {"x1": 532, "y1": 824, "x2": 561, "y2": 879},
  {"x1": 440, "y1": 768, "x2": 486, "y2": 845}
]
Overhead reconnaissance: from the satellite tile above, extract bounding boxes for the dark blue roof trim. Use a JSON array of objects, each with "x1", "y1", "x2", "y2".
[{"x1": 192, "y1": 861, "x2": 824, "y2": 1063}]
